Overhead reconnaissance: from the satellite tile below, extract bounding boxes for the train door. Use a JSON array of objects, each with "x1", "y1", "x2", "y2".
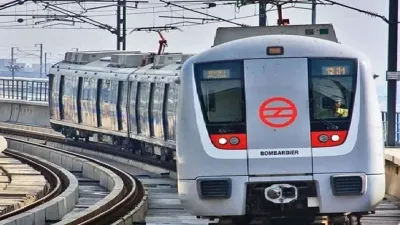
[{"x1": 244, "y1": 58, "x2": 313, "y2": 176}]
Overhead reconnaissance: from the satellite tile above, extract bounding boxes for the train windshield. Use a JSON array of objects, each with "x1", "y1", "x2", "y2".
[
  {"x1": 308, "y1": 58, "x2": 357, "y2": 130},
  {"x1": 194, "y1": 61, "x2": 245, "y2": 125}
]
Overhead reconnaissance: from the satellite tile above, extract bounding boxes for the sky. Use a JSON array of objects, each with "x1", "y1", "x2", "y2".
[{"x1": 0, "y1": 0, "x2": 394, "y2": 99}]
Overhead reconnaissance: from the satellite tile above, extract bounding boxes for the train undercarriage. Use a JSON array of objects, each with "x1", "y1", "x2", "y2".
[
  {"x1": 51, "y1": 123, "x2": 175, "y2": 162},
  {"x1": 205, "y1": 181, "x2": 370, "y2": 225},
  {"x1": 211, "y1": 214, "x2": 361, "y2": 225}
]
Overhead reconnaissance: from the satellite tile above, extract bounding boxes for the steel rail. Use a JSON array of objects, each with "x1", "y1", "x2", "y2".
[
  {"x1": 1, "y1": 133, "x2": 146, "y2": 225},
  {"x1": 0, "y1": 149, "x2": 65, "y2": 220}
]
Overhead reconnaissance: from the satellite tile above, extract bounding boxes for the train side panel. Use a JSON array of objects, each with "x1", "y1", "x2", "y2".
[
  {"x1": 165, "y1": 83, "x2": 178, "y2": 141},
  {"x1": 80, "y1": 77, "x2": 98, "y2": 127},
  {"x1": 60, "y1": 73, "x2": 80, "y2": 123},
  {"x1": 49, "y1": 73, "x2": 61, "y2": 121},
  {"x1": 99, "y1": 79, "x2": 119, "y2": 130},
  {"x1": 128, "y1": 81, "x2": 139, "y2": 135},
  {"x1": 119, "y1": 81, "x2": 129, "y2": 132},
  {"x1": 152, "y1": 82, "x2": 165, "y2": 140},
  {"x1": 138, "y1": 82, "x2": 151, "y2": 137}
]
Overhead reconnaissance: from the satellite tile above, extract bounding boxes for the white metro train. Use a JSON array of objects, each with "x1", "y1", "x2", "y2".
[
  {"x1": 47, "y1": 24, "x2": 385, "y2": 225},
  {"x1": 176, "y1": 28, "x2": 385, "y2": 224}
]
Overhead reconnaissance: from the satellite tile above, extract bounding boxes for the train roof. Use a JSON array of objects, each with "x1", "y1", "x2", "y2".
[
  {"x1": 54, "y1": 51, "x2": 194, "y2": 69},
  {"x1": 213, "y1": 24, "x2": 338, "y2": 46},
  {"x1": 187, "y1": 34, "x2": 369, "y2": 68},
  {"x1": 50, "y1": 51, "x2": 194, "y2": 83}
]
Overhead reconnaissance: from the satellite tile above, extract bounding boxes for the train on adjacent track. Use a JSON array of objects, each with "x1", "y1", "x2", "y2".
[{"x1": 48, "y1": 24, "x2": 385, "y2": 225}]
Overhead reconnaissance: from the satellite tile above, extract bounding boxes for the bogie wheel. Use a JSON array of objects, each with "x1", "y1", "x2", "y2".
[
  {"x1": 277, "y1": 217, "x2": 315, "y2": 225},
  {"x1": 217, "y1": 216, "x2": 252, "y2": 225},
  {"x1": 232, "y1": 216, "x2": 252, "y2": 225},
  {"x1": 330, "y1": 215, "x2": 356, "y2": 225},
  {"x1": 346, "y1": 215, "x2": 356, "y2": 225}
]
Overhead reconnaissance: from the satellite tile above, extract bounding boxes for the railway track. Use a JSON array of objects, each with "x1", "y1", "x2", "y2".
[
  {"x1": 0, "y1": 128, "x2": 147, "y2": 225},
  {"x1": 0, "y1": 146, "x2": 63, "y2": 221},
  {"x1": 0, "y1": 123, "x2": 399, "y2": 225}
]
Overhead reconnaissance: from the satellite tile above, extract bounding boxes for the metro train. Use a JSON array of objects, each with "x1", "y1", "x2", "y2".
[
  {"x1": 48, "y1": 50, "x2": 193, "y2": 161},
  {"x1": 48, "y1": 24, "x2": 385, "y2": 225},
  {"x1": 177, "y1": 34, "x2": 385, "y2": 224}
]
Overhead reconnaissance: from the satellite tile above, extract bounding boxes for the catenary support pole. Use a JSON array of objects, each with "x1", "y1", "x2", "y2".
[
  {"x1": 386, "y1": 0, "x2": 398, "y2": 146},
  {"x1": 311, "y1": 0, "x2": 316, "y2": 24},
  {"x1": 259, "y1": 1, "x2": 266, "y2": 26}
]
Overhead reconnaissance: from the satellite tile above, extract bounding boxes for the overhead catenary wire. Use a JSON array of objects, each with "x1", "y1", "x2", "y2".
[{"x1": 159, "y1": 0, "x2": 249, "y2": 27}]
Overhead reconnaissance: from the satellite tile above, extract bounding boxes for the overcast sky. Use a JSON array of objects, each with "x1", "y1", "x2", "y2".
[{"x1": 0, "y1": 0, "x2": 394, "y2": 98}]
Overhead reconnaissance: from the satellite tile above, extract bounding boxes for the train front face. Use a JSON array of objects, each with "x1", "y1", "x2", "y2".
[{"x1": 177, "y1": 35, "x2": 385, "y2": 218}]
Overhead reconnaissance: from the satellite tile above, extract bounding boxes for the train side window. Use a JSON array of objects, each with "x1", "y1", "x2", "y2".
[
  {"x1": 91, "y1": 78, "x2": 97, "y2": 101},
  {"x1": 166, "y1": 83, "x2": 177, "y2": 113},
  {"x1": 60, "y1": 75, "x2": 65, "y2": 96},
  {"x1": 111, "y1": 80, "x2": 119, "y2": 104},
  {"x1": 100, "y1": 79, "x2": 112, "y2": 103},
  {"x1": 82, "y1": 78, "x2": 91, "y2": 101},
  {"x1": 120, "y1": 81, "x2": 128, "y2": 107},
  {"x1": 153, "y1": 83, "x2": 163, "y2": 111},
  {"x1": 130, "y1": 81, "x2": 138, "y2": 106},
  {"x1": 139, "y1": 82, "x2": 150, "y2": 109},
  {"x1": 138, "y1": 82, "x2": 150, "y2": 135},
  {"x1": 130, "y1": 81, "x2": 139, "y2": 133},
  {"x1": 63, "y1": 76, "x2": 72, "y2": 97},
  {"x1": 49, "y1": 74, "x2": 57, "y2": 117},
  {"x1": 72, "y1": 76, "x2": 78, "y2": 100}
]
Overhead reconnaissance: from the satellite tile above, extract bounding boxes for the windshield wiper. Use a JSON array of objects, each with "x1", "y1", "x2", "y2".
[
  {"x1": 317, "y1": 117, "x2": 339, "y2": 130},
  {"x1": 309, "y1": 96, "x2": 339, "y2": 131}
]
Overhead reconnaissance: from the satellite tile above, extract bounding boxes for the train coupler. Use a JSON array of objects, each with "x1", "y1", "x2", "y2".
[{"x1": 264, "y1": 183, "x2": 298, "y2": 204}]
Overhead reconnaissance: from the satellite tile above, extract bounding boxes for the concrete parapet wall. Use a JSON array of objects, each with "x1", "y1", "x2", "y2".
[
  {"x1": 0, "y1": 147, "x2": 78, "y2": 225},
  {"x1": 2, "y1": 138, "x2": 125, "y2": 225},
  {"x1": 0, "y1": 99, "x2": 49, "y2": 127},
  {"x1": 384, "y1": 148, "x2": 400, "y2": 198}
]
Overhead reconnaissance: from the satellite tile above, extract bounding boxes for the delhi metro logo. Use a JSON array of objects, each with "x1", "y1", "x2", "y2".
[{"x1": 258, "y1": 97, "x2": 298, "y2": 128}]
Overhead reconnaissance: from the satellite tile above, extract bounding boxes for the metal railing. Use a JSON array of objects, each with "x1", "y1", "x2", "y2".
[
  {"x1": 381, "y1": 111, "x2": 400, "y2": 143},
  {"x1": 0, "y1": 77, "x2": 49, "y2": 102}
]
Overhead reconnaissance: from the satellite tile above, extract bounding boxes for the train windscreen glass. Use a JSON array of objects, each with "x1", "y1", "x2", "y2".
[
  {"x1": 308, "y1": 58, "x2": 357, "y2": 131},
  {"x1": 194, "y1": 60, "x2": 245, "y2": 133}
]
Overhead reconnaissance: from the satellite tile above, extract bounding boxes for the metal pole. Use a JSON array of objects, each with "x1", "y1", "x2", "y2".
[
  {"x1": 277, "y1": 4, "x2": 283, "y2": 25},
  {"x1": 10, "y1": 47, "x2": 15, "y2": 99},
  {"x1": 311, "y1": 0, "x2": 316, "y2": 24},
  {"x1": 259, "y1": 1, "x2": 266, "y2": 26},
  {"x1": 11, "y1": 47, "x2": 14, "y2": 80},
  {"x1": 44, "y1": 53, "x2": 47, "y2": 76},
  {"x1": 117, "y1": 0, "x2": 121, "y2": 50},
  {"x1": 386, "y1": 0, "x2": 398, "y2": 146},
  {"x1": 35, "y1": 43, "x2": 43, "y2": 78},
  {"x1": 40, "y1": 44, "x2": 43, "y2": 78},
  {"x1": 122, "y1": 0, "x2": 126, "y2": 50}
]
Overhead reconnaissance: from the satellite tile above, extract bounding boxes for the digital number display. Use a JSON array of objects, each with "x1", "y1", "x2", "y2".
[
  {"x1": 203, "y1": 69, "x2": 230, "y2": 79},
  {"x1": 322, "y1": 66, "x2": 350, "y2": 75},
  {"x1": 310, "y1": 59, "x2": 355, "y2": 77}
]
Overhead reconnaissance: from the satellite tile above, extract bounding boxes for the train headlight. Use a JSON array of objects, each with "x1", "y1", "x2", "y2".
[
  {"x1": 331, "y1": 135, "x2": 340, "y2": 142},
  {"x1": 218, "y1": 138, "x2": 228, "y2": 145},
  {"x1": 318, "y1": 134, "x2": 329, "y2": 143},
  {"x1": 229, "y1": 137, "x2": 240, "y2": 145}
]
